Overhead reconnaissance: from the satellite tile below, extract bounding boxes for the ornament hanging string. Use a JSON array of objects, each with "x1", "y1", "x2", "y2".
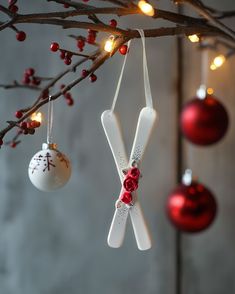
[
  {"x1": 47, "y1": 95, "x2": 53, "y2": 144},
  {"x1": 111, "y1": 29, "x2": 153, "y2": 111},
  {"x1": 201, "y1": 48, "x2": 208, "y2": 87}
]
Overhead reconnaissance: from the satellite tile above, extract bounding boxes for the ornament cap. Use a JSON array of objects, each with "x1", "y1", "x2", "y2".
[
  {"x1": 196, "y1": 84, "x2": 207, "y2": 99},
  {"x1": 42, "y1": 143, "x2": 57, "y2": 150},
  {"x1": 182, "y1": 169, "x2": 193, "y2": 186}
]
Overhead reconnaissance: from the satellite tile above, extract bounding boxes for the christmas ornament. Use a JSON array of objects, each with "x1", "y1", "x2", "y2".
[
  {"x1": 180, "y1": 48, "x2": 229, "y2": 146},
  {"x1": 167, "y1": 170, "x2": 217, "y2": 233},
  {"x1": 101, "y1": 29, "x2": 157, "y2": 250},
  {"x1": 28, "y1": 96, "x2": 71, "y2": 192},
  {"x1": 180, "y1": 91, "x2": 229, "y2": 146}
]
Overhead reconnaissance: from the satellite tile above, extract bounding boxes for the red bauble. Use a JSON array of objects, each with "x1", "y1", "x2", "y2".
[
  {"x1": 180, "y1": 94, "x2": 229, "y2": 146},
  {"x1": 167, "y1": 181, "x2": 217, "y2": 233}
]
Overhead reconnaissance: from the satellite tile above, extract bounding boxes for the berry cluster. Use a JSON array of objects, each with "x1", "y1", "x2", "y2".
[
  {"x1": 19, "y1": 119, "x2": 41, "y2": 135},
  {"x1": 22, "y1": 68, "x2": 41, "y2": 86},
  {"x1": 50, "y1": 42, "x2": 74, "y2": 65},
  {"x1": 119, "y1": 167, "x2": 141, "y2": 205}
]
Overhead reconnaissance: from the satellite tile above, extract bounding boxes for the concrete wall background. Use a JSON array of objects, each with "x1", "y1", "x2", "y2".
[{"x1": 0, "y1": 1, "x2": 234, "y2": 294}]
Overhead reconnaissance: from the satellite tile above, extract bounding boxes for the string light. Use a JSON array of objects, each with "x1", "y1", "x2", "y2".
[
  {"x1": 210, "y1": 54, "x2": 226, "y2": 70},
  {"x1": 207, "y1": 88, "x2": 214, "y2": 95},
  {"x1": 104, "y1": 36, "x2": 115, "y2": 53},
  {"x1": 138, "y1": 0, "x2": 155, "y2": 16},
  {"x1": 188, "y1": 34, "x2": 200, "y2": 43},
  {"x1": 31, "y1": 112, "x2": 42, "y2": 123}
]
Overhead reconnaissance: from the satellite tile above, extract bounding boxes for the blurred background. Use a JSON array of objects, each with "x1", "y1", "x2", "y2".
[{"x1": 0, "y1": 1, "x2": 234, "y2": 294}]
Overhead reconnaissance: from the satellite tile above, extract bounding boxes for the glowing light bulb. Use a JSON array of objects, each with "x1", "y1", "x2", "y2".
[
  {"x1": 213, "y1": 54, "x2": 225, "y2": 67},
  {"x1": 104, "y1": 36, "x2": 115, "y2": 53},
  {"x1": 210, "y1": 64, "x2": 217, "y2": 70},
  {"x1": 138, "y1": 0, "x2": 155, "y2": 16},
  {"x1": 210, "y1": 54, "x2": 226, "y2": 70},
  {"x1": 188, "y1": 34, "x2": 200, "y2": 43},
  {"x1": 31, "y1": 112, "x2": 42, "y2": 123},
  {"x1": 207, "y1": 88, "x2": 214, "y2": 95}
]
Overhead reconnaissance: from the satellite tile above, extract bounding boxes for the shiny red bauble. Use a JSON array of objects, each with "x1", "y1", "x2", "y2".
[
  {"x1": 180, "y1": 94, "x2": 229, "y2": 146},
  {"x1": 167, "y1": 181, "x2": 217, "y2": 233}
]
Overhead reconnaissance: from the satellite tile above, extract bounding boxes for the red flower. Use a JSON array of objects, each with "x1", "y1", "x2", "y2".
[
  {"x1": 128, "y1": 167, "x2": 140, "y2": 180},
  {"x1": 123, "y1": 176, "x2": 138, "y2": 192},
  {"x1": 120, "y1": 191, "x2": 132, "y2": 204}
]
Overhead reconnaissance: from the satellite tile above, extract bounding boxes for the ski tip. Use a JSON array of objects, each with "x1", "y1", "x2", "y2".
[
  {"x1": 107, "y1": 238, "x2": 122, "y2": 249},
  {"x1": 101, "y1": 109, "x2": 112, "y2": 122}
]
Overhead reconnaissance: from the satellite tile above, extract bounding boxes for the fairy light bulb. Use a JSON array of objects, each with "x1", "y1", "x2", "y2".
[
  {"x1": 138, "y1": 1, "x2": 155, "y2": 16},
  {"x1": 188, "y1": 34, "x2": 200, "y2": 43},
  {"x1": 104, "y1": 36, "x2": 115, "y2": 53},
  {"x1": 207, "y1": 88, "x2": 214, "y2": 95},
  {"x1": 31, "y1": 112, "x2": 42, "y2": 123},
  {"x1": 210, "y1": 54, "x2": 226, "y2": 70}
]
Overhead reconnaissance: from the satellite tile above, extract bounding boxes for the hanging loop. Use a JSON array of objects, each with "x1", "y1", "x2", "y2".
[
  {"x1": 47, "y1": 95, "x2": 54, "y2": 144},
  {"x1": 111, "y1": 29, "x2": 153, "y2": 111}
]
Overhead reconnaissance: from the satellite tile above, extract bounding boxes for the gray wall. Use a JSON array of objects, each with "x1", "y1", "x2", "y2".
[{"x1": 0, "y1": 1, "x2": 234, "y2": 294}]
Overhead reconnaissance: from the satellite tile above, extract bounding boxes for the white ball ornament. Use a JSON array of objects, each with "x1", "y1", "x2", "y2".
[{"x1": 28, "y1": 143, "x2": 71, "y2": 192}]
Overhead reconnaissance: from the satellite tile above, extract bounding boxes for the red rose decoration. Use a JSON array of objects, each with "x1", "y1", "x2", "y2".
[
  {"x1": 128, "y1": 167, "x2": 140, "y2": 180},
  {"x1": 123, "y1": 176, "x2": 138, "y2": 192},
  {"x1": 120, "y1": 191, "x2": 132, "y2": 204}
]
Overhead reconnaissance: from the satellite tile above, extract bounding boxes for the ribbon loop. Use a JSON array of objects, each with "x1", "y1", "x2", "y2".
[{"x1": 111, "y1": 29, "x2": 153, "y2": 111}]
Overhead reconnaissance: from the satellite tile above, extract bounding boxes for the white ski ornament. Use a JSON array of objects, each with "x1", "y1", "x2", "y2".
[{"x1": 101, "y1": 107, "x2": 157, "y2": 250}]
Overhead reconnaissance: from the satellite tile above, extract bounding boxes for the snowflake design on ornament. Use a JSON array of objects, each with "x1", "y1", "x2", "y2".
[
  {"x1": 57, "y1": 152, "x2": 69, "y2": 168},
  {"x1": 29, "y1": 154, "x2": 43, "y2": 174},
  {"x1": 43, "y1": 152, "x2": 56, "y2": 172}
]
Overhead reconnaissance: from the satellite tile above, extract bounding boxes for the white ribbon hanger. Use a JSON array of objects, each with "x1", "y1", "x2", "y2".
[{"x1": 101, "y1": 29, "x2": 157, "y2": 250}]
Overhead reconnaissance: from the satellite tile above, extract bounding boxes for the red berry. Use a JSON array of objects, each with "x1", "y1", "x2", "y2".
[
  {"x1": 30, "y1": 120, "x2": 41, "y2": 128},
  {"x1": 60, "y1": 50, "x2": 66, "y2": 59},
  {"x1": 64, "y1": 57, "x2": 72, "y2": 65},
  {"x1": 20, "y1": 121, "x2": 27, "y2": 129},
  {"x1": 81, "y1": 69, "x2": 88, "y2": 77},
  {"x1": 60, "y1": 84, "x2": 66, "y2": 90},
  {"x1": 0, "y1": 138, "x2": 3, "y2": 146},
  {"x1": 83, "y1": 0, "x2": 89, "y2": 2},
  {"x1": 10, "y1": 142, "x2": 17, "y2": 148},
  {"x1": 66, "y1": 98, "x2": 74, "y2": 106},
  {"x1": 119, "y1": 45, "x2": 128, "y2": 55},
  {"x1": 89, "y1": 73, "x2": 97, "y2": 83},
  {"x1": 109, "y1": 19, "x2": 117, "y2": 27},
  {"x1": 50, "y1": 42, "x2": 59, "y2": 52},
  {"x1": 9, "y1": 4, "x2": 18, "y2": 13},
  {"x1": 42, "y1": 89, "x2": 49, "y2": 99},
  {"x1": 77, "y1": 39, "x2": 85, "y2": 49},
  {"x1": 88, "y1": 29, "x2": 97, "y2": 35},
  {"x1": 29, "y1": 129, "x2": 36, "y2": 135},
  {"x1": 16, "y1": 31, "x2": 26, "y2": 42},
  {"x1": 65, "y1": 92, "x2": 72, "y2": 99},
  {"x1": 27, "y1": 122, "x2": 32, "y2": 129},
  {"x1": 63, "y1": 3, "x2": 70, "y2": 8},
  {"x1": 87, "y1": 35, "x2": 96, "y2": 44},
  {"x1": 66, "y1": 52, "x2": 73, "y2": 58},
  {"x1": 15, "y1": 111, "x2": 23, "y2": 119},
  {"x1": 23, "y1": 129, "x2": 28, "y2": 135},
  {"x1": 22, "y1": 76, "x2": 31, "y2": 84},
  {"x1": 25, "y1": 68, "x2": 35, "y2": 76},
  {"x1": 32, "y1": 77, "x2": 41, "y2": 86}
]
